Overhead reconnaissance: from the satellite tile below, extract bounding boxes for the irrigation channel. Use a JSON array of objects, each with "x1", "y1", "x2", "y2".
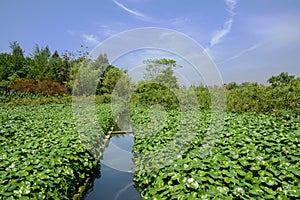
[{"x1": 84, "y1": 111, "x2": 142, "y2": 200}]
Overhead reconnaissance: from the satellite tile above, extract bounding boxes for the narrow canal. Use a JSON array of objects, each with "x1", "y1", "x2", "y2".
[{"x1": 84, "y1": 112, "x2": 142, "y2": 200}]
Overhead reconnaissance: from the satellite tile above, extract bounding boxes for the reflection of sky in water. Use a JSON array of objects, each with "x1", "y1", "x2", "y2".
[
  {"x1": 102, "y1": 134, "x2": 135, "y2": 173},
  {"x1": 85, "y1": 134, "x2": 141, "y2": 200},
  {"x1": 85, "y1": 165, "x2": 141, "y2": 200},
  {"x1": 110, "y1": 134, "x2": 133, "y2": 152}
]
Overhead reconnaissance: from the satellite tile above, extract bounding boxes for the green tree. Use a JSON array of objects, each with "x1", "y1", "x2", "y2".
[
  {"x1": 46, "y1": 50, "x2": 63, "y2": 81},
  {"x1": 0, "y1": 53, "x2": 13, "y2": 89},
  {"x1": 93, "y1": 54, "x2": 111, "y2": 94},
  {"x1": 73, "y1": 59, "x2": 100, "y2": 96},
  {"x1": 225, "y1": 82, "x2": 238, "y2": 90},
  {"x1": 113, "y1": 70, "x2": 133, "y2": 102},
  {"x1": 156, "y1": 66, "x2": 179, "y2": 89},
  {"x1": 59, "y1": 54, "x2": 72, "y2": 85},
  {"x1": 0, "y1": 42, "x2": 26, "y2": 90},
  {"x1": 93, "y1": 53, "x2": 109, "y2": 70},
  {"x1": 27, "y1": 45, "x2": 51, "y2": 80},
  {"x1": 143, "y1": 58, "x2": 181, "y2": 89},
  {"x1": 100, "y1": 67, "x2": 124, "y2": 94},
  {"x1": 10, "y1": 41, "x2": 26, "y2": 77},
  {"x1": 268, "y1": 72, "x2": 295, "y2": 86}
]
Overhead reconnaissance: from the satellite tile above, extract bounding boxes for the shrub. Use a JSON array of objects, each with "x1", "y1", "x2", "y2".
[{"x1": 11, "y1": 79, "x2": 68, "y2": 96}]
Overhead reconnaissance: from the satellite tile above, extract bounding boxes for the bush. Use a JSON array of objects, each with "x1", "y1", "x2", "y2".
[{"x1": 11, "y1": 79, "x2": 68, "y2": 96}]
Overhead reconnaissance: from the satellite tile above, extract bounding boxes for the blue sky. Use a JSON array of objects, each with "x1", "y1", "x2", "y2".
[{"x1": 1, "y1": 0, "x2": 300, "y2": 84}]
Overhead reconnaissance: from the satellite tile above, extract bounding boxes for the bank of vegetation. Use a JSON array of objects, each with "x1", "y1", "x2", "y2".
[
  {"x1": 1, "y1": 42, "x2": 299, "y2": 116},
  {"x1": 0, "y1": 42, "x2": 299, "y2": 199}
]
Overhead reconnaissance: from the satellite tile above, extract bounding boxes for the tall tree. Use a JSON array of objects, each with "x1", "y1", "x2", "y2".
[
  {"x1": 10, "y1": 41, "x2": 26, "y2": 77},
  {"x1": 93, "y1": 53, "x2": 109, "y2": 70},
  {"x1": 27, "y1": 45, "x2": 51, "y2": 80},
  {"x1": 0, "y1": 53, "x2": 13, "y2": 90},
  {"x1": 143, "y1": 58, "x2": 181, "y2": 89},
  {"x1": 73, "y1": 59, "x2": 100, "y2": 96},
  {"x1": 100, "y1": 67, "x2": 124, "y2": 94},
  {"x1": 0, "y1": 42, "x2": 27, "y2": 89},
  {"x1": 47, "y1": 50, "x2": 63, "y2": 81}
]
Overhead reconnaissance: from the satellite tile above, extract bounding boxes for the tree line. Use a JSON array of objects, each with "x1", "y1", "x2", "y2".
[
  {"x1": 0, "y1": 42, "x2": 125, "y2": 97},
  {"x1": 0, "y1": 42, "x2": 299, "y2": 115}
]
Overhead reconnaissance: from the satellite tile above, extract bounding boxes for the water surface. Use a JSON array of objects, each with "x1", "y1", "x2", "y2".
[{"x1": 84, "y1": 133, "x2": 142, "y2": 200}]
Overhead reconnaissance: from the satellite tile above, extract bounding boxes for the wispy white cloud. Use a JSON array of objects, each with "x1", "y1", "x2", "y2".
[
  {"x1": 209, "y1": 0, "x2": 237, "y2": 48},
  {"x1": 112, "y1": 0, "x2": 156, "y2": 23},
  {"x1": 219, "y1": 40, "x2": 267, "y2": 64},
  {"x1": 225, "y1": 0, "x2": 237, "y2": 15},
  {"x1": 113, "y1": 0, "x2": 145, "y2": 18},
  {"x1": 210, "y1": 18, "x2": 233, "y2": 47},
  {"x1": 82, "y1": 34, "x2": 100, "y2": 45}
]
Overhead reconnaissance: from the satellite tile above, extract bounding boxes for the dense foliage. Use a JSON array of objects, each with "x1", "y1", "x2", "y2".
[
  {"x1": 130, "y1": 82, "x2": 180, "y2": 110},
  {"x1": 0, "y1": 42, "x2": 299, "y2": 199},
  {"x1": 226, "y1": 73, "x2": 300, "y2": 115},
  {"x1": 191, "y1": 73, "x2": 300, "y2": 115},
  {"x1": 130, "y1": 105, "x2": 300, "y2": 199},
  {"x1": 0, "y1": 104, "x2": 116, "y2": 199},
  {"x1": 0, "y1": 42, "x2": 125, "y2": 99}
]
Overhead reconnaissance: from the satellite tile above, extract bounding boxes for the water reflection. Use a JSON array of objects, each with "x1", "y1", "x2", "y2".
[{"x1": 84, "y1": 133, "x2": 141, "y2": 200}]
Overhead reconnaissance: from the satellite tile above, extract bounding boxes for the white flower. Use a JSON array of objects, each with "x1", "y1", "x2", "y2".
[
  {"x1": 188, "y1": 178, "x2": 194, "y2": 183},
  {"x1": 192, "y1": 181, "x2": 199, "y2": 189},
  {"x1": 187, "y1": 178, "x2": 199, "y2": 189}
]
